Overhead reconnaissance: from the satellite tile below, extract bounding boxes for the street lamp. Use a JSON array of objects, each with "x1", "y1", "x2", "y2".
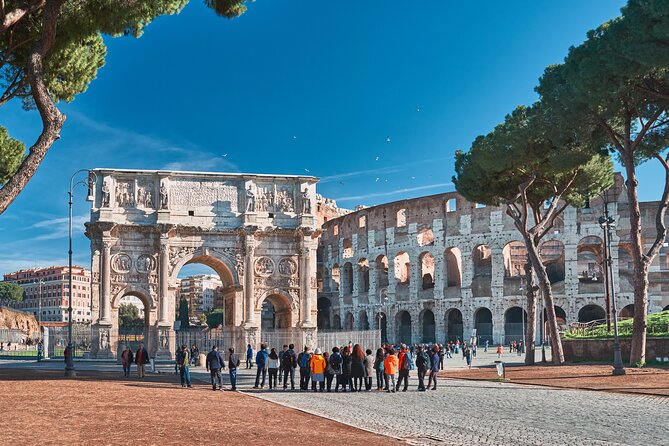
[
  {"x1": 598, "y1": 210, "x2": 626, "y2": 376},
  {"x1": 65, "y1": 169, "x2": 96, "y2": 377}
]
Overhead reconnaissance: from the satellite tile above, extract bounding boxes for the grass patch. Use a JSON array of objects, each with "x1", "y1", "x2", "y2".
[{"x1": 565, "y1": 311, "x2": 669, "y2": 339}]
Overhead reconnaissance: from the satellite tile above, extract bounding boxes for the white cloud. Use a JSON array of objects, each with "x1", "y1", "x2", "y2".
[
  {"x1": 29, "y1": 214, "x2": 89, "y2": 241},
  {"x1": 319, "y1": 157, "x2": 451, "y2": 184},
  {"x1": 334, "y1": 182, "x2": 454, "y2": 203}
]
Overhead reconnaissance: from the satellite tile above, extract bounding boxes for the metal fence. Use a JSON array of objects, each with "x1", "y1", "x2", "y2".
[
  {"x1": 317, "y1": 330, "x2": 381, "y2": 350},
  {"x1": 0, "y1": 329, "x2": 41, "y2": 357},
  {"x1": 46, "y1": 325, "x2": 93, "y2": 358}
]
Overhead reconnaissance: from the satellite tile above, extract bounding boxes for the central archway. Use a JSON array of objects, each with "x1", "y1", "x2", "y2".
[{"x1": 396, "y1": 310, "x2": 412, "y2": 344}]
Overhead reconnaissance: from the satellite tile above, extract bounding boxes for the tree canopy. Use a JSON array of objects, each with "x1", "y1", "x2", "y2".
[
  {"x1": 0, "y1": 282, "x2": 24, "y2": 304},
  {"x1": 0, "y1": 0, "x2": 248, "y2": 212},
  {"x1": 118, "y1": 302, "x2": 143, "y2": 328}
]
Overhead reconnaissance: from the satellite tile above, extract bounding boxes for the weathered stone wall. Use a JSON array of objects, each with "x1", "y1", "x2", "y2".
[
  {"x1": 562, "y1": 338, "x2": 669, "y2": 363},
  {"x1": 317, "y1": 173, "x2": 669, "y2": 344},
  {"x1": 0, "y1": 307, "x2": 39, "y2": 335}
]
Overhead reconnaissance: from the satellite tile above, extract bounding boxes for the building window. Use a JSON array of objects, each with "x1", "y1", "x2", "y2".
[
  {"x1": 359, "y1": 215, "x2": 366, "y2": 228},
  {"x1": 475, "y1": 203, "x2": 486, "y2": 209}
]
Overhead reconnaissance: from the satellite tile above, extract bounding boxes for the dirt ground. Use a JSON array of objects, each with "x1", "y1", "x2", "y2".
[
  {"x1": 0, "y1": 369, "x2": 398, "y2": 446},
  {"x1": 441, "y1": 363, "x2": 669, "y2": 396}
]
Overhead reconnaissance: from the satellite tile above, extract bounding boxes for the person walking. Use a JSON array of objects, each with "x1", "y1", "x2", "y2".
[
  {"x1": 438, "y1": 345, "x2": 445, "y2": 370},
  {"x1": 428, "y1": 345, "x2": 440, "y2": 390},
  {"x1": 383, "y1": 348, "x2": 398, "y2": 393},
  {"x1": 330, "y1": 346, "x2": 345, "y2": 392},
  {"x1": 464, "y1": 343, "x2": 472, "y2": 369},
  {"x1": 228, "y1": 347, "x2": 240, "y2": 391},
  {"x1": 324, "y1": 351, "x2": 335, "y2": 392},
  {"x1": 282, "y1": 344, "x2": 297, "y2": 390},
  {"x1": 484, "y1": 339, "x2": 489, "y2": 353},
  {"x1": 341, "y1": 346, "x2": 353, "y2": 392},
  {"x1": 205, "y1": 345, "x2": 225, "y2": 391},
  {"x1": 351, "y1": 344, "x2": 366, "y2": 392},
  {"x1": 297, "y1": 346, "x2": 312, "y2": 390},
  {"x1": 518, "y1": 340, "x2": 524, "y2": 356},
  {"x1": 190, "y1": 344, "x2": 199, "y2": 366},
  {"x1": 415, "y1": 345, "x2": 430, "y2": 391},
  {"x1": 497, "y1": 344, "x2": 503, "y2": 358},
  {"x1": 364, "y1": 349, "x2": 374, "y2": 391},
  {"x1": 472, "y1": 343, "x2": 477, "y2": 358},
  {"x1": 121, "y1": 345, "x2": 134, "y2": 378},
  {"x1": 278, "y1": 344, "x2": 287, "y2": 385},
  {"x1": 246, "y1": 344, "x2": 254, "y2": 369},
  {"x1": 267, "y1": 348, "x2": 280, "y2": 390},
  {"x1": 135, "y1": 342, "x2": 149, "y2": 379},
  {"x1": 179, "y1": 345, "x2": 192, "y2": 388},
  {"x1": 373, "y1": 348, "x2": 385, "y2": 390},
  {"x1": 254, "y1": 344, "x2": 269, "y2": 389},
  {"x1": 396, "y1": 344, "x2": 411, "y2": 392},
  {"x1": 37, "y1": 340, "x2": 44, "y2": 362},
  {"x1": 455, "y1": 339, "x2": 460, "y2": 354},
  {"x1": 310, "y1": 348, "x2": 327, "y2": 392},
  {"x1": 445, "y1": 342, "x2": 453, "y2": 359}
]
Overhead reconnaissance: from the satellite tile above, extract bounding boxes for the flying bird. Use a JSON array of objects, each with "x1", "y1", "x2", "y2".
[{"x1": 386, "y1": 137, "x2": 391, "y2": 143}]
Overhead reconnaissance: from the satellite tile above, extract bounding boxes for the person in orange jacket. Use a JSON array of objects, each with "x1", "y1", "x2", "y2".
[
  {"x1": 383, "y1": 348, "x2": 398, "y2": 393},
  {"x1": 496, "y1": 344, "x2": 503, "y2": 358},
  {"x1": 310, "y1": 348, "x2": 327, "y2": 392}
]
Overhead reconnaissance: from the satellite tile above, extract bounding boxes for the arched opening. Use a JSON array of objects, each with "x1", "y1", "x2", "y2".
[
  {"x1": 444, "y1": 247, "x2": 462, "y2": 288},
  {"x1": 343, "y1": 262, "x2": 354, "y2": 295},
  {"x1": 503, "y1": 241, "x2": 527, "y2": 295},
  {"x1": 578, "y1": 304, "x2": 606, "y2": 323},
  {"x1": 358, "y1": 258, "x2": 370, "y2": 293},
  {"x1": 419, "y1": 252, "x2": 435, "y2": 290},
  {"x1": 421, "y1": 309, "x2": 436, "y2": 343},
  {"x1": 474, "y1": 307, "x2": 493, "y2": 344},
  {"x1": 577, "y1": 236, "x2": 604, "y2": 294},
  {"x1": 445, "y1": 308, "x2": 463, "y2": 342},
  {"x1": 344, "y1": 312, "x2": 355, "y2": 330},
  {"x1": 376, "y1": 312, "x2": 388, "y2": 343},
  {"x1": 260, "y1": 293, "x2": 292, "y2": 330},
  {"x1": 359, "y1": 310, "x2": 370, "y2": 330},
  {"x1": 504, "y1": 306, "x2": 528, "y2": 344},
  {"x1": 394, "y1": 252, "x2": 410, "y2": 284},
  {"x1": 375, "y1": 255, "x2": 389, "y2": 288},
  {"x1": 175, "y1": 259, "x2": 231, "y2": 330},
  {"x1": 342, "y1": 238, "x2": 353, "y2": 258},
  {"x1": 620, "y1": 304, "x2": 635, "y2": 319},
  {"x1": 333, "y1": 314, "x2": 342, "y2": 330},
  {"x1": 417, "y1": 227, "x2": 435, "y2": 246},
  {"x1": 543, "y1": 305, "x2": 567, "y2": 333},
  {"x1": 317, "y1": 297, "x2": 332, "y2": 329},
  {"x1": 117, "y1": 293, "x2": 149, "y2": 352},
  {"x1": 396, "y1": 310, "x2": 412, "y2": 344},
  {"x1": 472, "y1": 245, "x2": 492, "y2": 297},
  {"x1": 539, "y1": 240, "x2": 565, "y2": 286},
  {"x1": 331, "y1": 263, "x2": 340, "y2": 292}
]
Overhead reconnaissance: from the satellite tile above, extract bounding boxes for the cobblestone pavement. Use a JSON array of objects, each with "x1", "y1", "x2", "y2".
[{"x1": 236, "y1": 369, "x2": 668, "y2": 446}]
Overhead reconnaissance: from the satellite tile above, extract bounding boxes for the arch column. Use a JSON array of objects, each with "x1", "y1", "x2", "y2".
[
  {"x1": 387, "y1": 257, "x2": 397, "y2": 296},
  {"x1": 352, "y1": 263, "x2": 360, "y2": 297},
  {"x1": 434, "y1": 256, "x2": 444, "y2": 298},
  {"x1": 158, "y1": 237, "x2": 170, "y2": 325},
  {"x1": 244, "y1": 235, "x2": 257, "y2": 327},
  {"x1": 100, "y1": 240, "x2": 112, "y2": 324},
  {"x1": 410, "y1": 255, "x2": 420, "y2": 300},
  {"x1": 368, "y1": 261, "x2": 378, "y2": 299},
  {"x1": 300, "y1": 238, "x2": 317, "y2": 327}
]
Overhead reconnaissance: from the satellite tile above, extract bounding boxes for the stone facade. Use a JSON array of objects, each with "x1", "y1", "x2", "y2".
[
  {"x1": 85, "y1": 169, "x2": 319, "y2": 359},
  {"x1": 317, "y1": 173, "x2": 669, "y2": 345}
]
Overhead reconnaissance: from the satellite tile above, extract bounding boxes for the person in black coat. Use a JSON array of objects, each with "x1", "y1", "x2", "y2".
[
  {"x1": 206, "y1": 345, "x2": 226, "y2": 391},
  {"x1": 341, "y1": 346, "x2": 353, "y2": 392},
  {"x1": 135, "y1": 343, "x2": 150, "y2": 378}
]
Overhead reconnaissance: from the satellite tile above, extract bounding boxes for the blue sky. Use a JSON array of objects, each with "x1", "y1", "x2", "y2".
[{"x1": 2, "y1": 0, "x2": 661, "y2": 276}]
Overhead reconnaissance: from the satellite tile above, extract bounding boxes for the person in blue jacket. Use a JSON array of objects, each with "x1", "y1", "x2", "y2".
[{"x1": 253, "y1": 344, "x2": 269, "y2": 388}]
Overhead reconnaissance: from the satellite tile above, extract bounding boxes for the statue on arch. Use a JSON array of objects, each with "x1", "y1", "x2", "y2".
[
  {"x1": 301, "y1": 188, "x2": 311, "y2": 214},
  {"x1": 246, "y1": 185, "x2": 256, "y2": 212},
  {"x1": 160, "y1": 184, "x2": 169, "y2": 209}
]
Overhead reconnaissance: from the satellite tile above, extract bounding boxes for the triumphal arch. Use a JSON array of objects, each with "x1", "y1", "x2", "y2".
[{"x1": 85, "y1": 168, "x2": 319, "y2": 359}]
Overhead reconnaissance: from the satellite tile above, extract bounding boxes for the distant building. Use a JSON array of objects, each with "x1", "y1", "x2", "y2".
[
  {"x1": 178, "y1": 274, "x2": 222, "y2": 316},
  {"x1": 3, "y1": 266, "x2": 92, "y2": 324}
]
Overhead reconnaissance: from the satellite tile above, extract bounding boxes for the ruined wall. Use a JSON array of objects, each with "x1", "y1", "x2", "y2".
[{"x1": 0, "y1": 307, "x2": 39, "y2": 335}]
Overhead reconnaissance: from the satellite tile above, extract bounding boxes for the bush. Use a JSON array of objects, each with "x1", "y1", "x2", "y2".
[{"x1": 565, "y1": 311, "x2": 669, "y2": 339}]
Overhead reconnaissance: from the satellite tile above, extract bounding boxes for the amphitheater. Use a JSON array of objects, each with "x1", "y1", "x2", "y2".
[{"x1": 316, "y1": 173, "x2": 669, "y2": 345}]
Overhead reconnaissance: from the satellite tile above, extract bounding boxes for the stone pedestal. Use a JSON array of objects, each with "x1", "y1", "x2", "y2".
[
  {"x1": 155, "y1": 325, "x2": 174, "y2": 359},
  {"x1": 92, "y1": 323, "x2": 114, "y2": 359},
  {"x1": 244, "y1": 212, "x2": 258, "y2": 225}
]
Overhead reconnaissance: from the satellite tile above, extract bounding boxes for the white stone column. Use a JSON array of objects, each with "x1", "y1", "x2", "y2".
[
  {"x1": 387, "y1": 256, "x2": 397, "y2": 296},
  {"x1": 410, "y1": 254, "x2": 420, "y2": 300},
  {"x1": 352, "y1": 263, "x2": 360, "y2": 297},
  {"x1": 244, "y1": 235, "x2": 256, "y2": 326},
  {"x1": 368, "y1": 261, "x2": 378, "y2": 299},
  {"x1": 100, "y1": 241, "x2": 112, "y2": 323},
  {"x1": 158, "y1": 239, "x2": 170, "y2": 325},
  {"x1": 433, "y1": 256, "x2": 444, "y2": 298},
  {"x1": 300, "y1": 239, "x2": 317, "y2": 327}
]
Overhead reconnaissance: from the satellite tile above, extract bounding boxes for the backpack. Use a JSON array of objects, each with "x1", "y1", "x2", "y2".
[
  {"x1": 400, "y1": 352, "x2": 411, "y2": 371},
  {"x1": 282, "y1": 351, "x2": 294, "y2": 368},
  {"x1": 299, "y1": 352, "x2": 311, "y2": 369},
  {"x1": 330, "y1": 353, "x2": 343, "y2": 374},
  {"x1": 421, "y1": 352, "x2": 431, "y2": 369}
]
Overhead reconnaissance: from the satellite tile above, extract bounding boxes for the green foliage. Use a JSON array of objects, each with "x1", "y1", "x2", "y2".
[
  {"x1": 0, "y1": 127, "x2": 25, "y2": 185},
  {"x1": 178, "y1": 297, "x2": 190, "y2": 329},
  {"x1": 565, "y1": 311, "x2": 669, "y2": 339},
  {"x1": 0, "y1": 282, "x2": 24, "y2": 303},
  {"x1": 118, "y1": 303, "x2": 143, "y2": 328},
  {"x1": 206, "y1": 308, "x2": 225, "y2": 328}
]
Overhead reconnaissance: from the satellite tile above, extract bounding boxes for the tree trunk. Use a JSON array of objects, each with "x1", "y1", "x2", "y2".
[
  {"x1": 623, "y1": 153, "x2": 649, "y2": 366},
  {"x1": 524, "y1": 260, "x2": 537, "y2": 365},
  {"x1": 525, "y1": 237, "x2": 564, "y2": 364}
]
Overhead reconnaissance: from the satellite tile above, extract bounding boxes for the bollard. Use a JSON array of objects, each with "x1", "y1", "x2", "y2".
[
  {"x1": 150, "y1": 357, "x2": 156, "y2": 373},
  {"x1": 494, "y1": 360, "x2": 505, "y2": 380}
]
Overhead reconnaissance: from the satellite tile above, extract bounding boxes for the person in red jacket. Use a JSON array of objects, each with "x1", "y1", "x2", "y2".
[{"x1": 396, "y1": 345, "x2": 411, "y2": 392}]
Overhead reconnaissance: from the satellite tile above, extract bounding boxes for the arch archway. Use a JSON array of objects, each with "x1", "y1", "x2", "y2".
[
  {"x1": 444, "y1": 247, "x2": 462, "y2": 288},
  {"x1": 421, "y1": 309, "x2": 436, "y2": 343},
  {"x1": 333, "y1": 313, "x2": 342, "y2": 330},
  {"x1": 358, "y1": 310, "x2": 370, "y2": 330},
  {"x1": 358, "y1": 258, "x2": 370, "y2": 293},
  {"x1": 257, "y1": 291, "x2": 293, "y2": 329},
  {"x1": 472, "y1": 245, "x2": 492, "y2": 297},
  {"x1": 620, "y1": 304, "x2": 635, "y2": 319},
  {"x1": 114, "y1": 289, "x2": 152, "y2": 354},
  {"x1": 376, "y1": 255, "x2": 389, "y2": 288},
  {"x1": 540, "y1": 240, "x2": 565, "y2": 285},
  {"x1": 396, "y1": 310, "x2": 412, "y2": 344},
  {"x1": 474, "y1": 307, "x2": 493, "y2": 344},
  {"x1": 344, "y1": 311, "x2": 355, "y2": 330},
  {"x1": 578, "y1": 304, "x2": 606, "y2": 323},
  {"x1": 504, "y1": 306, "x2": 528, "y2": 344},
  {"x1": 419, "y1": 252, "x2": 435, "y2": 290},
  {"x1": 445, "y1": 308, "x2": 463, "y2": 342},
  {"x1": 343, "y1": 262, "x2": 354, "y2": 295},
  {"x1": 317, "y1": 297, "x2": 332, "y2": 329}
]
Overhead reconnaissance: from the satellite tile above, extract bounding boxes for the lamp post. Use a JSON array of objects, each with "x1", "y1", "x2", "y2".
[
  {"x1": 65, "y1": 169, "x2": 96, "y2": 377},
  {"x1": 599, "y1": 208, "x2": 625, "y2": 376}
]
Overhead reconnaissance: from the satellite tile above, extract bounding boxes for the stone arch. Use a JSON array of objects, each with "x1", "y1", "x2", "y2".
[
  {"x1": 445, "y1": 308, "x2": 463, "y2": 342},
  {"x1": 578, "y1": 304, "x2": 606, "y2": 323},
  {"x1": 577, "y1": 236, "x2": 604, "y2": 294},
  {"x1": 317, "y1": 296, "x2": 332, "y2": 329},
  {"x1": 539, "y1": 240, "x2": 565, "y2": 286},
  {"x1": 396, "y1": 310, "x2": 412, "y2": 344},
  {"x1": 375, "y1": 255, "x2": 389, "y2": 288},
  {"x1": 472, "y1": 245, "x2": 492, "y2": 297},
  {"x1": 358, "y1": 258, "x2": 370, "y2": 293},
  {"x1": 474, "y1": 307, "x2": 493, "y2": 344},
  {"x1": 343, "y1": 238, "x2": 353, "y2": 258},
  {"x1": 111, "y1": 285, "x2": 154, "y2": 311},
  {"x1": 331, "y1": 263, "x2": 340, "y2": 292},
  {"x1": 417, "y1": 227, "x2": 435, "y2": 246},
  {"x1": 620, "y1": 304, "x2": 635, "y2": 319},
  {"x1": 169, "y1": 249, "x2": 238, "y2": 288},
  {"x1": 333, "y1": 313, "x2": 342, "y2": 330},
  {"x1": 421, "y1": 308, "x2": 436, "y2": 343},
  {"x1": 358, "y1": 309, "x2": 370, "y2": 330},
  {"x1": 394, "y1": 252, "x2": 410, "y2": 284},
  {"x1": 419, "y1": 252, "x2": 435, "y2": 290},
  {"x1": 256, "y1": 288, "x2": 294, "y2": 329},
  {"x1": 342, "y1": 262, "x2": 354, "y2": 294},
  {"x1": 344, "y1": 311, "x2": 355, "y2": 330},
  {"x1": 113, "y1": 288, "x2": 153, "y2": 356},
  {"x1": 543, "y1": 305, "x2": 567, "y2": 332},
  {"x1": 504, "y1": 306, "x2": 527, "y2": 343},
  {"x1": 503, "y1": 241, "x2": 527, "y2": 278},
  {"x1": 444, "y1": 247, "x2": 462, "y2": 288}
]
